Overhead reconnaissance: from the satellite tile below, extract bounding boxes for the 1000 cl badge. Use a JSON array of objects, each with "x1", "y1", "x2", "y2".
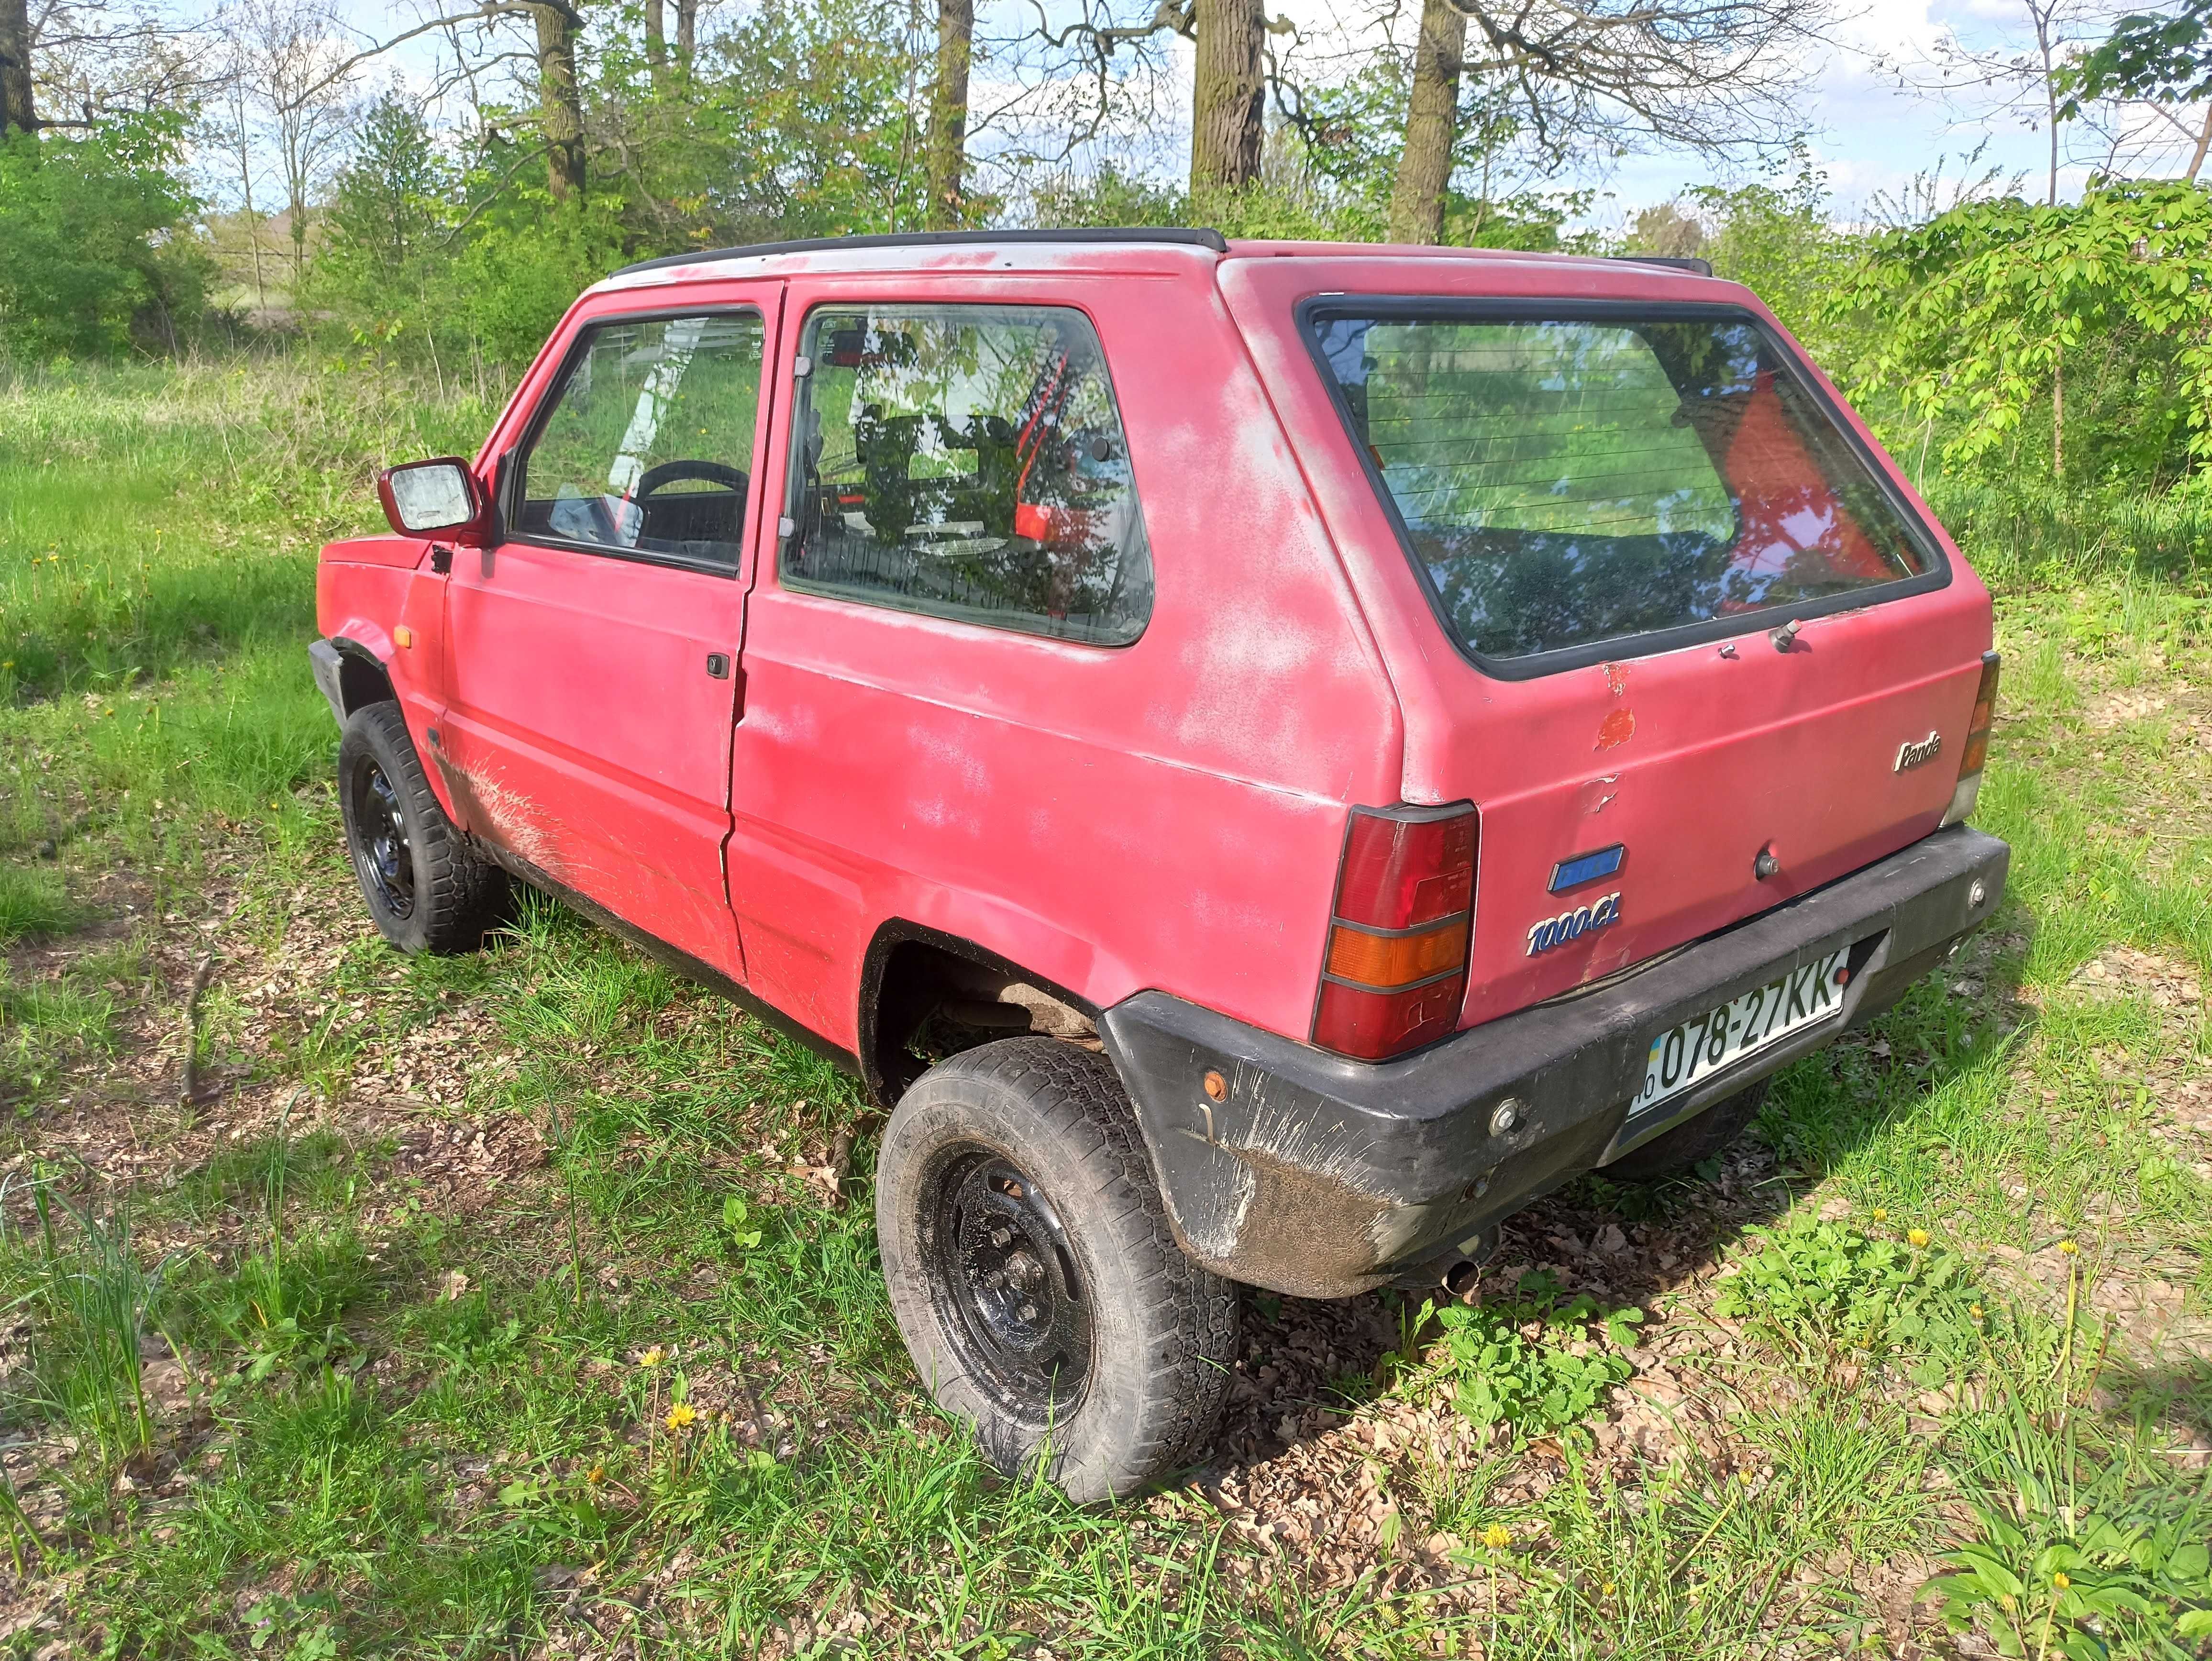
[{"x1": 1526, "y1": 892, "x2": 1620, "y2": 955}]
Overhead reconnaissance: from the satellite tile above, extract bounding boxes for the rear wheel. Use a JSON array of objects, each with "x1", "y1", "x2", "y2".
[
  {"x1": 1605, "y1": 1077, "x2": 1771, "y2": 1182},
  {"x1": 338, "y1": 702, "x2": 509, "y2": 955},
  {"x1": 875, "y1": 1038, "x2": 1237, "y2": 1503}
]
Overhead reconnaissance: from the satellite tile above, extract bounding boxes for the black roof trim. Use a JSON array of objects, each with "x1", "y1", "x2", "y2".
[
  {"x1": 613, "y1": 226, "x2": 1229, "y2": 278},
  {"x1": 1606, "y1": 254, "x2": 1714, "y2": 277}
]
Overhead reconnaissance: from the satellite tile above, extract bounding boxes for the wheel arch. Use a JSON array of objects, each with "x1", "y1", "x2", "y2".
[
  {"x1": 330, "y1": 635, "x2": 397, "y2": 717},
  {"x1": 859, "y1": 921, "x2": 1104, "y2": 1113}
]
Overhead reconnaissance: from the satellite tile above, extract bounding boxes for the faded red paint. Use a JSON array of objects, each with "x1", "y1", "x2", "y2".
[{"x1": 316, "y1": 237, "x2": 1995, "y2": 1063}]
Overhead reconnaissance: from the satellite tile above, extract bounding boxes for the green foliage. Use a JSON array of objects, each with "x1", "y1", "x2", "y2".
[
  {"x1": 0, "y1": 117, "x2": 210, "y2": 358},
  {"x1": 1426, "y1": 1269, "x2": 1642, "y2": 1434},
  {"x1": 1835, "y1": 181, "x2": 2212, "y2": 477},
  {"x1": 0, "y1": 1178, "x2": 172, "y2": 1460},
  {"x1": 2063, "y1": 0, "x2": 2212, "y2": 110},
  {"x1": 0, "y1": 863, "x2": 76, "y2": 944},
  {"x1": 1684, "y1": 162, "x2": 1846, "y2": 347},
  {"x1": 1925, "y1": 1502, "x2": 2211, "y2": 1657},
  {"x1": 304, "y1": 92, "x2": 458, "y2": 329},
  {"x1": 1711, "y1": 1213, "x2": 1977, "y2": 1373}
]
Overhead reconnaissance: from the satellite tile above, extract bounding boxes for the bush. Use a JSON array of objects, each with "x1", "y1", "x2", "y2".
[{"x1": 0, "y1": 117, "x2": 210, "y2": 357}]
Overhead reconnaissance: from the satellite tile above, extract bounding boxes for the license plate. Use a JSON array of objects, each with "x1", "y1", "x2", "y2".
[{"x1": 1632, "y1": 949, "x2": 1851, "y2": 1115}]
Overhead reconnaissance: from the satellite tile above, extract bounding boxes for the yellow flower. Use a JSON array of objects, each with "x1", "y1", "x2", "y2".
[
  {"x1": 1908, "y1": 1228, "x2": 1931, "y2": 1248},
  {"x1": 1970, "y1": 1304, "x2": 1985, "y2": 1320},
  {"x1": 2052, "y1": 1572, "x2": 2070, "y2": 1590},
  {"x1": 637, "y1": 1347, "x2": 666, "y2": 1368},
  {"x1": 1601, "y1": 1582, "x2": 1616, "y2": 1597},
  {"x1": 665, "y1": 1402, "x2": 696, "y2": 1430},
  {"x1": 1481, "y1": 1523, "x2": 1513, "y2": 1550},
  {"x1": 585, "y1": 1464, "x2": 605, "y2": 1485},
  {"x1": 1870, "y1": 1207, "x2": 1889, "y2": 1223},
  {"x1": 2057, "y1": 1239, "x2": 2079, "y2": 1256}
]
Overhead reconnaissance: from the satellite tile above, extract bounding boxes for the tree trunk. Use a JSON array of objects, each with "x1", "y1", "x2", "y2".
[
  {"x1": 925, "y1": 0, "x2": 973, "y2": 228},
  {"x1": 1189, "y1": 0, "x2": 1264, "y2": 194},
  {"x1": 645, "y1": 0, "x2": 666, "y2": 74},
  {"x1": 0, "y1": 0, "x2": 35, "y2": 137},
  {"x1": 1388, "y1": 0, "x2": 1464, "y2": 243},
  {"x1": 676, "y1": 0, "x2": 697, "y2": 60},
  {"x1": 2052, "y1": 349, "x2": 2064, "y2": 479},
  {"x1": 2189, "y1": 104, "x2": 2212, "y2": 183},
  {"x1": 533, "y1": 2, "x2": 586, "y2": 202}
]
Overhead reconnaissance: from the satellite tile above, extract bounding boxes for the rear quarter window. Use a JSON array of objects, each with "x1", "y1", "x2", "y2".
[
  {"x1": 1308, "y1": 307, "x2": 1943, "y2": 672},
  {"x1": 783, "y1": 303, "x2": 1152, "y2": 646}
]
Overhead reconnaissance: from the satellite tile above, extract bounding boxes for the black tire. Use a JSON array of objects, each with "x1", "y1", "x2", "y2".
[
  {"x1": 875, "y1": 1037, "x2": 1238, "y2": 1503},
  {"x1": 1604, "y1": 1077, "x2": 1771, "y2": 1182},
  {"x1": 337, "y1": 701, "x2": 509, "y2": 955}
]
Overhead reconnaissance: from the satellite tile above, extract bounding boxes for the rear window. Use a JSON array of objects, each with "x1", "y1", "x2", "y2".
[{"x1": 1308, "y1": 309, "x2": 1941, "y2": 668}]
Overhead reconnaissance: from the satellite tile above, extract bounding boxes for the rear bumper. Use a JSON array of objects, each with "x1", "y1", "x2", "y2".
[{"x1": 1100, "y1": 824, "x2": 2009, "y2": 1299}]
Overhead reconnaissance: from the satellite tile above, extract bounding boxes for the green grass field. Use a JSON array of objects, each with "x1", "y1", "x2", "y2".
[{"x1": 0, "y1": 357, "x2": 2207, "y2": 1658}]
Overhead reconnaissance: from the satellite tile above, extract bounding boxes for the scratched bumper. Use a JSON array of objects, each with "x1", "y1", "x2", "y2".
[{"x1": 1100, "y1": 824, "x2": 2009, "y2": 1299}]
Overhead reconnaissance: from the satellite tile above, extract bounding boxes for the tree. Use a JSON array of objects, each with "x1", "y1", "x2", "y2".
[
  {"x1": 1382, "y1": 0, "x2": 1835, "y2": 244},
  {"x1": 925, "y1": 0, "x2": 972, "y2": 225},
  {"x1": 0, "y1": 111, "x2": 208, "y2": 352},
  {"x1": 219, "y1": 0, "x2": 356, "y2": 287},
  {"x1": 2, "y1": 0, "x2": 32, "y2": 133},
  {"x1": 1189, "y1": 0, "x2": 1264, "y2": 190},
  {"x1": 2063, "y1": 0, "x2": 2212, "y2": 181},
  {"x1": 531, "y1": 0, "x2": 585, "y2": 200},
  {"x1": 1386, "y1": 0, "x2": 1462, "y2": 241},
  {"x1": 1835, "y1": 180, "x2": 2212, "y2": 479}
]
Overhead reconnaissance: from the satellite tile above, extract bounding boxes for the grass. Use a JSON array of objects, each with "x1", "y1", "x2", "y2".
[{"x1": 0, "y1": 356, "x2": 2207, "y2": 1655}]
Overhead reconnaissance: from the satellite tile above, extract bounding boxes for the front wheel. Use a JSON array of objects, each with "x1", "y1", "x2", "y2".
[
  {"x1": 875, "y1": 1038, "x2": 1238, "y2": 1503},
  {"x1": 337, "y1": 702, "x2": 509, "y2": 955}
]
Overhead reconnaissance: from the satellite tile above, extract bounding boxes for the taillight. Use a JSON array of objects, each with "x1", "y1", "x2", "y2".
[
  {"x1": 1312, "y1": 804, "x2": 1477, "y2": 1061},
  {"x1": 1941, "y1": 652, "x2": 2000, "y2": 827}
]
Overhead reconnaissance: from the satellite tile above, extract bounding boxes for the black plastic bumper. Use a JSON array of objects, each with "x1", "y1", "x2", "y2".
[{"x1": 1100, "y1": 825, "x2": 2009, "y2": 1299}]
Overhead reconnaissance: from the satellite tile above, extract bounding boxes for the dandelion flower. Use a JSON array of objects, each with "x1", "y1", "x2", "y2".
[
  {"x1": 638, "y1": 1347, "x2": 666, "y2": 1368},
  {"x1": 665, "y1": 1402, "x2": 696, "y2": 1430},
  {"x1": 1601, "y1": 1582, "x2": 1616, "y2": 1597},
  {"x1": 1969, "y1": 1304, "x2": 1985, "y2": 1320},
  {"x1": 585, "y1": 1464, "x2": 605, "y2": 1485},
  {"x1": 1870, "y1": 1207, "x2": 1889, "y2": 1223},
  {"x1": 2057, "y1": 1239, "x2": 2079, "y2": 1256},
  {"x1": 1907, "y1": 1228, "x2": 1930, "y2": 1248},
  {"x1": 2052, "y1": 1572, "x2": 2070, "y2": 1589},
  {"x1": 1481, "y1": 1523, "x2": 1513, "y2": 1550}
]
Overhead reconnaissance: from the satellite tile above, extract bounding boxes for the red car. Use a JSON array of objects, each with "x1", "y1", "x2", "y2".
[{"x1": 312, "y1": 230, "x2": 2007, "y2": 1500}]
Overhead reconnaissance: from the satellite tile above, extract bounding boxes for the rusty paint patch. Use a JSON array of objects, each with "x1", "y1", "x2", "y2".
[{"x1": 1595, "y1": 708, "x2": 1636, "y2": 752}]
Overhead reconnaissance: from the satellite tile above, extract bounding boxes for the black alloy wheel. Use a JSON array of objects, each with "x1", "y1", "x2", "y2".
[{"x1": 926, "y1": 1147, "x2": 1092, "y2": 1414}]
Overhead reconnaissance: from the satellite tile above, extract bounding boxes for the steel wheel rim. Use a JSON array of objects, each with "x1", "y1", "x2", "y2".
[
  {"x1": 352, "y1": 760, "x2": 416, "y2": 919},
  {"x1": 925, "y1": 1146, "x2": 1092, "y2": 1416}
]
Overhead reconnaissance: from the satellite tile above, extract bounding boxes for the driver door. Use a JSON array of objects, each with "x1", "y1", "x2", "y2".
[{"x1": 439, "y1": 294, "x2": 780, "y2": 981}]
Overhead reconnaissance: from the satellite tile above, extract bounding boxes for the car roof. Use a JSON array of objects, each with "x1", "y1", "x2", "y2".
[{"x1": 593, "y1": 227, "x2": 1715, "y2": 293}]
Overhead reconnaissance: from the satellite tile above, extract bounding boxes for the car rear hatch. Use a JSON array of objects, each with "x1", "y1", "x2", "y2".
[{"x1": 1220, "y1": 254, "x2": 1998, "y2": 1031}]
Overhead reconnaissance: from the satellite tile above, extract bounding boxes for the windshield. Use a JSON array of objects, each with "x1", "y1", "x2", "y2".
[{"x1": 1309, "y1": 309, "x2": 1940, "y2": 667}]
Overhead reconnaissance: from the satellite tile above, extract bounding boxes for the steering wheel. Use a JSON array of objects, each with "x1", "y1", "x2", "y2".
[{"x1": 635, "y1": 459, "x2": 749, "y2": 497}]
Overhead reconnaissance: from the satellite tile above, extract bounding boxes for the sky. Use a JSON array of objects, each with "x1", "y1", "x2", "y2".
[{"x1": 305, "y1": 0, "x2": 2179, "y2": 230}]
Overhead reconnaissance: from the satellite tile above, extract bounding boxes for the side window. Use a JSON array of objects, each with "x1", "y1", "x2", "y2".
[
  {"x1": 784, "y1": 304, "x2": 1152, "y2": 645},
  {"x1": 516, "y1": 311, "x2": 765, "y2": 569}
]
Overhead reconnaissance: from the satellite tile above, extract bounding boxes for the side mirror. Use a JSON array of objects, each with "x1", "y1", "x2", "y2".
[{"x1": 377, "y1": 458, "x2": 486, "y2": 539}]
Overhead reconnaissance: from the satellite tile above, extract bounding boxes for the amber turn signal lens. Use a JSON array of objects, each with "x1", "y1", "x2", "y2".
[{"x1": 1325, "y1": 918, "x2": 1470, "y2": 989}]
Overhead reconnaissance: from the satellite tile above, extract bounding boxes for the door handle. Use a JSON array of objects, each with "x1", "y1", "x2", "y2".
[{"x1": 706, "y1": 653, "x2": 731, "y2": 679}]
